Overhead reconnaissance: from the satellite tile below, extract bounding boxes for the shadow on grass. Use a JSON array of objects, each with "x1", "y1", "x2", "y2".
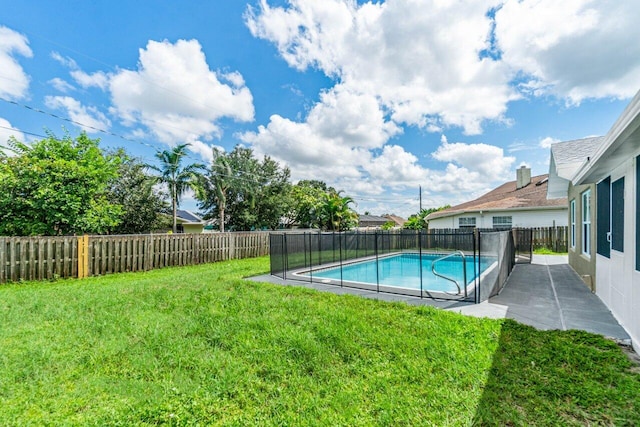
[{"x1": 472, "y1": 320, "x2": 640, "y2": 426}]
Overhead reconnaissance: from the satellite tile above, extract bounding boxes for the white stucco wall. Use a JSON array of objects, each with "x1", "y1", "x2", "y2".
[
  {"x1": 428, "y1": 208, "x2": 568, "y2": 230},
  {"x1": 594, "y1": 158, "x2": 640, "y2": 352}
]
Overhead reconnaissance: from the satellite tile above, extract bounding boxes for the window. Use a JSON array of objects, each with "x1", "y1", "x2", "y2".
[
  {"x1": 597, "y1": 177, "x2": 611, "y2": 258},
  {"x1": 492, "y1": 216, "x2": 512, "y2": 230},
  {"x1": 611, "y1": 177, "x2": 624, "y2": 252},
  {"x1": 582, "y1": 189, "x2": 591, "y2": 256},
  {"x1": 458, "y1": 217, "x2": 476, "y2": 228},
  {"x1": 570, "y1": 199, "x2": 576, "y2": 249}
]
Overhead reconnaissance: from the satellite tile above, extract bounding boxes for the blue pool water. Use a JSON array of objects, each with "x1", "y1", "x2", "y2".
[{"x1": 303, "y1": 253, "x2": 495, "y2": 293}]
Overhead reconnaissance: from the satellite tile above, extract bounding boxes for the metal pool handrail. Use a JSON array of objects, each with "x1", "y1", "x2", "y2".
[{"x1": 431, "y1": 250, "x2": 467, "y2": 296}]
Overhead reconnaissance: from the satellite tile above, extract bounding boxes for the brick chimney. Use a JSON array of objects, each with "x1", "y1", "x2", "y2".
[{"x1": 516, "y1": 165, "x2": 531, "y2": 189}]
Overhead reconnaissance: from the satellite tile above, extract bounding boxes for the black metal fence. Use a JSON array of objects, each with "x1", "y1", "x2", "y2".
[{"x1": 270, "y1": 230, "x2": 516, "y2": 303}]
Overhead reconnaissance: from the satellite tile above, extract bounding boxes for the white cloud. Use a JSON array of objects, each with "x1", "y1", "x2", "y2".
[
  {"x1": 0, "y1": 118, "x2": 26, "y2": 154},
  {"x1": 495, "y1": 0, "x2": 640, "y2": 104},
  {"x1": 71, "y1": 69, "x2": 109, "y2": 90},
  {"x1": 48, "y1": 77, "x2": 75, "y2": 93},
  {"x1": 240, "y1": 86, "x2": 402, "y2": 184},
  {"x1": 248, "y1": 0, "x2": 640, "y2": 141},
  {"x1": 188, "y1": 140, "x2": 225, "y2": 164},
  {"x1": 247, "y1": 0, "x2": 516, "y2": 135},
  {"x1": 432, "y1": 136, "x2": 515, "y2": 181},
  {"x1": 539, "y1": 136, "x2": 560, "y2": 149},
  {"x1": 44, "y1": 96, "x2": 111, "y2": 133},
  {"x1": 365, "y1": 145, "x2": 428, "y2": 188},
  {"x1": 0, "y1": 26, "x2": 32, "y2": 100},
  {"x1": 51, "y1": 51, "x2": 111, "y2": 90},
  {"x1": 109, "y1": 39, "x2": 254, "y2": 146}
]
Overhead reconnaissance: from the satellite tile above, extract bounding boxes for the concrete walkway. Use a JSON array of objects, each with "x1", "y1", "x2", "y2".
[
  {"x1": 248, "y1": 255, "x2": 630, "y2": 341},
  {"x1": 487, "y1": 255, "x2": 630, "y2": 340}
]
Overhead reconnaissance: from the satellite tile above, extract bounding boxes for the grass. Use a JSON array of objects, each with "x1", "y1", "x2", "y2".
[
  {"x1": 0, "y1": 257, "x2": 638, "y2": 426},
  {"x1": 533, "y1": 247, "x2": 568, "y2": 255}
]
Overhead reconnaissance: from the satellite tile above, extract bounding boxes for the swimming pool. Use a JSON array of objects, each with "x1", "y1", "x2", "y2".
[{"x1": 296, "y1": 253, "x2": 496, "y2": 295}]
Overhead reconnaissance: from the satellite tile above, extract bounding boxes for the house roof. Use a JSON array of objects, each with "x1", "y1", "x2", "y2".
[
  {"x1": 547, "y1": 136, "x2": 604, "y2": 198},
  {"x1": 427, "y1": 173, "x2": 567, "y2": 220},
  {"x1": 551, "y1": 136, "x2": 604, "y2": 165},
  {"x1": 358, "y1": 214, "x2": 389, "y2": 225},
  {"x1": 383, "y1": 214, "x2": 406, "y2": 226},
  {"x1": 574, "y1": 89, "x2": 640, "y2": 185},
  {"x1": 176, "y1": 210, "x2": 204, "y2": 223}
]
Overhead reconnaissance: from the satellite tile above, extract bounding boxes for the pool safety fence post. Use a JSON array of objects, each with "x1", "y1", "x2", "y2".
[
  {"x1": 419, "y1": 230, "x2": 424, "y2": 299},
  {"x1": 339, "y1": 232, "x2": 343, "y2": 288},
  {"x1": 472, "y1": 229, "x2": 477, "y2": 303},
  {"x1": 282, "y1": 233, "x2": 288, "y2": 281},
  {"x1": 476, "y1": 230, "x2": 481, "y2": 304},
  {"x1": 374, "y1": 232, "x2": 380, "y2": 293},
  {"x1": 317, "y1": 230, "x2": 321, "y2": 267},
  {"x1": 308, "y1": 232, "x2": 313, "y2": 284}
]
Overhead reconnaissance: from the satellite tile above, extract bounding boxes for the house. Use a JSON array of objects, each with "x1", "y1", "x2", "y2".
[
  {"x1": 383, "y1": 214, "x2": 406, "y2": 228},
  {"x1": 426, "y1": 167, "x2": 568, "y2": 230},
  {"x1": 175, "y1": 210, "x2": 205, "y2": 233},
  {"x1": 357, "y1": 214, "x2": 391, "y2": 229},
  {"x1": 562, "y1": 89, "x2": 640, "y2": 352},
  {"x1": 547, "y1": 137, "x2": 604, "y2": 290}
]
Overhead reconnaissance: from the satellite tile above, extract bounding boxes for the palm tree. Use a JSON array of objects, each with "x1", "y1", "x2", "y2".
[
  {"x1": 196, "y1": 148, "x2": 233, "y2": 232},
  {"x1": 318, "y1": 191, "x2": 358, "y2": 231},
  {"x1": 148, "y1": 144, "x2": 203, "y2": 233}
]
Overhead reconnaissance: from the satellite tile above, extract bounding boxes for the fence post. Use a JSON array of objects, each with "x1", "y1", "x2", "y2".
[
  {"x1": 228, "y1": 233, "x2": 236, "y2": 260},
  {"x1": 77, "y1": 234, "x2": 89, "y2": 279}
]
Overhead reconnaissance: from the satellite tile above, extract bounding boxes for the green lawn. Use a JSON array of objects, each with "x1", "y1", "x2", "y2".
[{"x1": 0, "y1": 257, "x2": 638, "y2": 426}]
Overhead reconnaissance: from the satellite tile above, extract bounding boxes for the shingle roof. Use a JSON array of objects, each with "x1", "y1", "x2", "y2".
[
  {"x1": 383, "y1": 214, "x2": 406, "y2": 226},
  {"x1": 176, "y1": 210, "x2": 204, "y2": 223},
  {"x1": 551, "y1": 136, "x2": 604, "y2": 165},
  {"x1": 426, "y1": 174, "x2": 567, "y2": 220},
  {"x1": 358, "y1": 214, "x2": 389, "y2": 225}
]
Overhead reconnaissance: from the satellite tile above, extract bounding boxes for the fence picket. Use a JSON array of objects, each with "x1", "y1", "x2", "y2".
[{"x1": 0, "y1": 232, "x2": 272, "y2": 283}]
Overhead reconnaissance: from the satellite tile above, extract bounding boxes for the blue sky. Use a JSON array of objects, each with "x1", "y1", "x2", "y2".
[{"x1": 1, "y1": 0, "x2": 639, "y2": 218}]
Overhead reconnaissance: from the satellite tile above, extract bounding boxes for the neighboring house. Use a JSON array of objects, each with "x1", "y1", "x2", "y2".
[
  {"x1": 383, "y1": 214, "x2": 406, "y2": 228},
  {"x1": 567, "y1": 90, "x2": 640, "y2": 352},
  {"x1": 426, "y1": 167, "x2": 568, "y2": 230},
  {"x1": 547, "y1": 137, "x2": 604, "y2": 291},
  {"x1": 175, "y1": 210, "x2": 205, "y2": 233},
  {"x1": 358, "y1": 214, "x2": 390, "y2": 229}
]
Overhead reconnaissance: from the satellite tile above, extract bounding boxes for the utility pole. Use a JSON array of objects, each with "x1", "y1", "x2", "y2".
[{"x1": 419, "y1": 185, "x2": 422, "y2": 212}]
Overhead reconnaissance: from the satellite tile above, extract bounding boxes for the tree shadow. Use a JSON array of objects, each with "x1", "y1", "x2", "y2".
[{"x1": 472, "y1": 320, "x2": 640, "y2": 426}]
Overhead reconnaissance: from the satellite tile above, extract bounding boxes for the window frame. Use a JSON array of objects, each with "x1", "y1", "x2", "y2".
[
  {"x1": 582, "y1": 189, "x2": 591, "y2": 257},
  {"x1": 611, "y1": 177, "x2": 624, "y2": 253},
  {"x1": 458, "y1": 217, "x2": 476, "y2": 228},
  {"x1": 570, "y1": 199, "x2": 576, "y2": 249},
  {"x1": 597, "y1": 177, "x2": 611, "y2": 258},
  {"x1": 492, "y1": 215, "x2": 512, "y2": 230}
]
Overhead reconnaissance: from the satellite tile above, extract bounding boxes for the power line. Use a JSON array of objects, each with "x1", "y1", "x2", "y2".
[
  {"x1": 0, "y1": 124, "x2": 47, "y2": 139},
  {"x1": 0, "y1": 97, "x2": 277, "y2": 187}
]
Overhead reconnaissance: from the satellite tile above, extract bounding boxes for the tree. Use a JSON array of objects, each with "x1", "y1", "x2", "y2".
[
  {"x1": 105, "y1": 151, "x2": 169, "y2": 234},
  {"x1": 148, "y1": 144, "x2": 203, "y2": 233},
  {"x1": 0, "y1": 132, "x2": 122, "y2": 236},
  {"x1": 316, "y1": 190, "x2": 358, "y2": 231},
  {"x1": 248, "y1": 155, "x2": 291, "y2": 230},
  {"x1": 197, "y1": 146, "x2": 292, "y2": 231},
  {"x1": 196, "y1": 146, "x2": 291, "y2": 231},
  {"x1": 195, "y1": 148, "x2": 234, "y2": 232},
  {"x1": 404, "y1": 205, "x2": 451, "y2": 230},
  {"x1": 288, "y1": 180, "x2": 333, "y2": 229}
]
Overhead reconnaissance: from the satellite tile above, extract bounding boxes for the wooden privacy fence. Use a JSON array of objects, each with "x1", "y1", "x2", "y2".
[
  {"x1": 431, "y1": 226, "x2": 568, "y2": 252},
  {"x1": 530, "y1": 226, "x2": 568, "y2": 252},
  {"x1": 0, "y1": 232, "x2": 270, "y2": 283}
]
